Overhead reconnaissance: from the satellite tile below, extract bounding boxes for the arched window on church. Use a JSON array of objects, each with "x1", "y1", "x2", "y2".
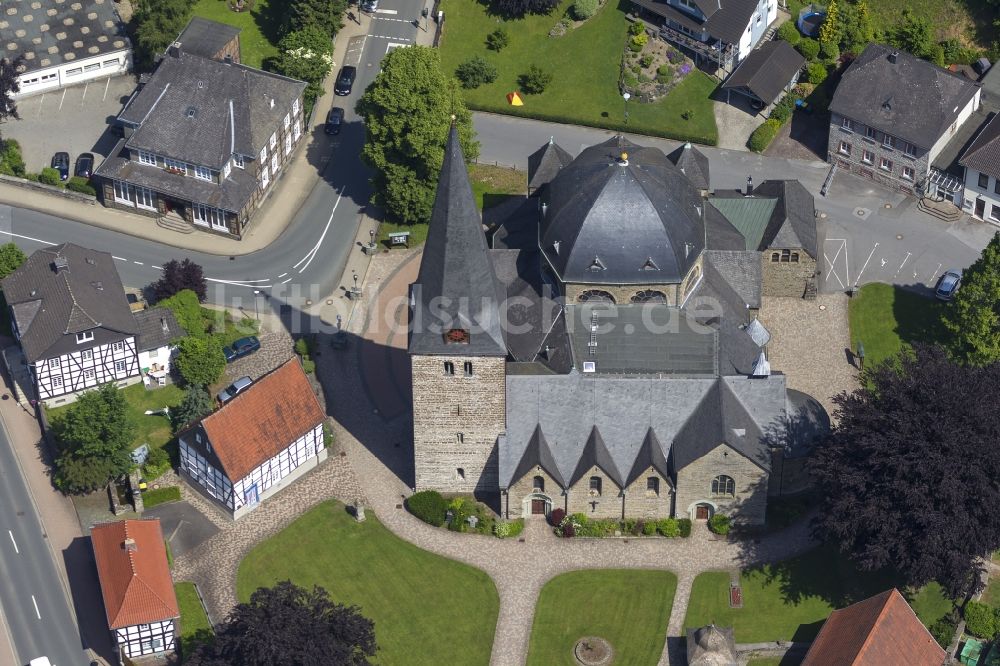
[
  {"x1": 711, "y1": 475, "x2": 735, "y2": 497},
  {"x1": 578, "y1": 290, "x2": 615, "y2": 304},
  {"x1": 533, "y1": 476, "x2": 544, "y2": 493},
  {"x1": 631, "y1": 290, "x2": 667, "y2": 304},
  {"x1": 682, "y1": 264, "x2": 702, "y2": 300}
]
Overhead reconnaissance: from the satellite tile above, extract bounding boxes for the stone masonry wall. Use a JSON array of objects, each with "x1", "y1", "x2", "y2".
[
  {"x1": 506, "y1": 466, "x2": 564, "y2": 519},
  {"x1": 761, "y1": 252, "x2": 817, "y2": 297},
  {"x1": 674, "y1": 444, "x2": 768, "y2": 525},
  {"x1": 565, "y1": 465, "x2": 622, "y2": 519},
  {"x1": 827, "y1": 112, "x2": 928, "y2": 196},
  {"x1": 562, "y1": 256, "x2": 703, "y2": 306},
  {"x1": 622, "y1": 468, "x2": 674, "y2": 519},
  {"x1": 412, "y1": 355, "x2": 505, "y2": 494}
]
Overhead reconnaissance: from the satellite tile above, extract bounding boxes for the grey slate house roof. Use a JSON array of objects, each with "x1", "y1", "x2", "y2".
[
  {"x1": 134, "y1": 308, "x2": 183, "y2": 353},
  {"x1": 409, "y1": 127, "x2": 507, "y2": 357},
  {"x1": 830, "y1": 44, "x2": 981, "y2": 149},
  {"x1": 721, "y1": 40, "x2": 806, "y2": 104},
  {"x1": 630, "y1": 0, "x2": 759, "y2": 45},
  {"x1": 960, "y1": 112, "x2": 1000, "y2": 178},
  {"x1": 703, "y1": 250, "x2": 761, "y2": 309},
  {"x1": 2, "y1": 244, "x2": 139, "y2": 363},
  {"x1": 528, "y1": 139, "x2": 574, "y2": 195},
  {"x1": 707, "y1": 180, "x2": 818, "y2": 256},
  {"x1": 539, "y1": 137, "x2": 705, "y2": 285},
  {"x1": 667, "y1": 142, "x2": 711, "y2": 191},
  {"x1": 175, "y1": 17, "x2": 240, "y2": 61}
]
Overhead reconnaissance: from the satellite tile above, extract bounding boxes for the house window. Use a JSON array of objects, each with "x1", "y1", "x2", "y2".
[
  {"x1": 770, "y1": 252, "x2": 780, "y2": 262},
  {"x1": 589, "y1": 476, "x2": 602, "y2": 496},
  {"x1": 260, "y1": 165, "x2": 270, "y2": 189},
  {"x1": 66, "y1": 67, "x2": 83, "y2": 77},
  {"x1": 285, "y1": 134, "x2": 292, "y2": 156},
  {"x1": 84, "y1": 62, "x2": 101, "y2": 73},
  {"x1": 879, "y1": 157, "x2": 892, "y2": 172},
  {"x1": 163, "y1": 158, "x2": 187, "y2": 174},
  {"x1": 444, "y1": 361, "x2": 455, "y2": 375},
  {"x1": 115, "y1": 360, "x2": 127, "y2": 372},
  {"x1": 865, "y1": 126, "x2": 877, "y2": 141},
  {"x1": 456, "y1": 468, "x2": 465, "y2": 480},
  {"x1": 113, "y1": 180, "x2": 132, "y2": 204},
  {"x1": 902, "y1": 166, "x2": 914, "y2": 181},
  {"x1": 75, "y1": 331, "x2": 94, "y2": 344},
  {"x1": 882, "y1": 135, "x2": 894, "y2": 149},
  {"x1": 463, "y1": 361, "x2": 473, "y2": 376},
  {"x1": 533, "y1": 475, "x2": 544, "y2": 492},
  {"x1": 223, "y1": 162, "x2": 231, "y2": 179},
  {"x1": 52, "y1": 376, "x2": 63, "y2": 388},
  {"x1": 81, "y1": 350, "x2": 92, "y2": 360},
  {"x1": 135, "y1": 186, "x2": 155, "y2": 210},
  {"x1": 780, "y1": 249, "x2": 792, "y2": 262},
  {"x1": 194, "y1": 204, "x2": 227, "y2": 231},
  {"x1": 838, "y1": 141, "x2": 851, "y2": 156},
  {"x1": 862, "y1": 150, "x2": 874, "y2": 165},
  {"x1": 137, "y1": 150, "x2": 156, "y2": 166},
  {"x1": 84, "y1": 368, "x2": 95, "y2": 380},
  {"x1": 791, "y1": 252, "x2": 799, "y2": 262},
  {"x1": 233, "y1": 154, "x2": 245, "y2": 169},
  {"x1": 292, "y1": 98, "x2": 300, "y2": 115},
  {"x1": 260, "y1": 146, "x2": 267, "y2": 162},
  {"x1": 456, "y1": 433, "x2": 464, "y2": 444},
  {"x1": 270, "y1": 155, "x2": 278, "y2": 177},
  {"x1": 103, "y1": 59, "x2": 119, "y2": 67},
  {"x1": 269, "y1": 132, "x2": 277, "y2": 149},
  {"x1": 284, "y1": 113, "x2": 291, "y2": 129},
  {"x1": 711, "y1": 474, "x2": 735, "y2": 497},
  {"x1": 112, "y1": 342, "x2": 124, "y2": 351},
  {"x1": 293, "y1": 118, "x2": 302, "y2": 142},
  {"x1": 194, "y1": 165, "x2": 212, "y2": 181},
  {"x1": 49, "y1": 358, "x2": 60, "y2": 369},
  {"x1": 841, "y1": 117, "x2": 853, "y2": 131},
  {"x1": 647, "y1": 477, "x2": 659, "y2": 495},
  {"x1": 903, "y1": 142, "x2": 916, "y2": 158}
]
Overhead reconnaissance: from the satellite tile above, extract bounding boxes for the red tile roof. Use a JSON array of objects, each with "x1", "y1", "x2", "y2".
[
  {"x1": 201, "y1": 358, "x2": 325, "y2": 481},
  {"x1": 90, "y1": 519, "x2": 179, "y2": 629},
  {"x1": 802, "y1": 588, "x2": 945, "y2": 666}
]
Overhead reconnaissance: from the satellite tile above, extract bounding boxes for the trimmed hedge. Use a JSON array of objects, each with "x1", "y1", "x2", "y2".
[
  {"x1": 143, "y1": 486, "x2": 181, "y2": 508},
  {"x1": 406, "y1": 490, "x2": 448, "y2": 527},
  {"x1": 66, "y1": 176, "x2": 96, "y2": 196},
  {"x1": 748, "y1": 119, "x2": 782, "y2": 153},
  {"x1": 776, "y1": 21, "x2": 800, "y2": 45}
]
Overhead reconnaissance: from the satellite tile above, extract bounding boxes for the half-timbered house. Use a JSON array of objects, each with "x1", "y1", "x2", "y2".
[
  {"x1": 91, "y1": 519, "x2": 179, "y2": 660},
  {"x1": 2, "y1": 244, "x2": 183, "y2": 405},
  {"x1": 178, "y1": 358, "x2": 327, "y2": 519}
]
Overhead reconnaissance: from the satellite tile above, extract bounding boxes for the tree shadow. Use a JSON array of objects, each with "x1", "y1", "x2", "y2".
[
  {"x1": 890, "y1": 283, "x2": 948, "y2": 350},
  {"x1": 253, "y1": 0, "x2": 291, "y2": 46}
]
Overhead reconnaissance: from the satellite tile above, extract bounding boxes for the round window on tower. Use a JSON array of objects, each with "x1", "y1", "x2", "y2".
[{"x1": 444, "y1": 328, "x2": 470, "y2": 344}]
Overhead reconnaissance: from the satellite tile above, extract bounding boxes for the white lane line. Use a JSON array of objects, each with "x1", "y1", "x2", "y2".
[
  {"x1": 102, "y1": 76, "x2": 111, "y2": 102},
  {"x1": 81, "y1": 82, "x2": 88, "y2": 102},
  {"x1": 374, "y1": 16, "x2": 412, "y2": 22},
  {"x1": 928, "y1": 262, "x2": 942, "y2": 283},
  {"x1": 57, "y1": 88, "x2": 66, "y2": 111},
  {"x1": 8, "y1": 530, "x2": 18, "y2": 554},
  {"x1": 294, "y1": 189, "x2": 344, "y2": 274},
  {"x1": 205, "y1": 277, "x2": 274, "y2": 288},
  {"x1": 894, "y1": 252, "x2": 912, "y2": 278},
  {"x1": 31, "y1": 595, "x2": 40, "y2": 620},
  {"x1": 823, "y1": 239, "x2": 846, "y2": 289},
  {"x1": 368, "y1": 34, "x2": 412, "y2": 41},
  {"x1": 375, "y1": 7, "x2": 399, "y2": 13},
  {"x1": 281, "y1": 277, "x2": 292, "y2": 284},
  {"x1": 277, "y1": 272, "x2": 288, "y2": 278},
  {"x1": 133, "y1": 261, "x2": 144, "y2": 266},
  {"x1": 4, "y1": 231, "x2": 56, "y2": 246},
  {"x1": 150, "y1": 265, "x2": 162, "y2": 271},
  {"x1": 205, "y1": 277, "x2": 271, "y2": 284},
  {"x1": 854, "y1": 242, "x2": 879, "y2": 286},
  {"x1": 113, "y1": 255, "x2": 127, "y2": 261}
]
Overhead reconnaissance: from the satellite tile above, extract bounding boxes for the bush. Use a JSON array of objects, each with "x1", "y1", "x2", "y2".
[
  {"x1": 797, "y1": 38, "x2": 821, "y2": 61},
  {"x1": 678, "y1": 518, "x2": 692, "y2": 537},
  {"x1": 301, "y1": 358, "x2": 316, "y2": 374},
  {"x1": 142, "y1": 447, "x2": 172, "y2": 479},
  {"x1": 25, "y1": 173, "x2": 39, "y2": 182},
  {"x1": 65, "y1": 176, "x2": 97, "y2": 196},
  {"x1": 806, "y1": 62, "x2": 828, "y2": 84},
  {"x1": 622, "y1": 71, "x2": 639, "y2": 89},
  {"x1": 572, "y1": 0, "x2": 597, "y2": 19},
  {"x1": 486, "y1": 27, "x2": 510, "y2": 51},
  {"x1": 708, "y1": 513, "x2": 731, "y2": 535},
  {"x1": 406, "y1": 490, "x2": 447, "y2": 527},
  {"x1": 629, "y1": 32, "x2": 648, "y2": 52},
  {"x1": 629, "y1": 20, "x2": 645, "y2": 36},
  {"x1": 748, "y1": 119, "x2": 782, "y2": 153},
  {"x1": 820, "y1": 40, "x2": 840, "y2": 63},
  {"x1": 549, "y1": 507, "x2": 565, "y2": 527},
  {"x1": 657, "y1": 64, "x2": 671, "y2": 76},
  {"x1": 770, "y1": 103, "x2": 792, "y2": 124},
  {"x1": 930, "y1": 613, "x2": 958, "y2": 648},
  {"x1": 964, "y1": 602, "x2": 998, "y2": 638},
  {"x1": 777, "y1": 20, "x2": 800, "y2": 45},
  {"x1": 0, "y1": 139, "x2": 26, "y2": 177},
  {"x1": 666, "y1": 49, "x2": 684, "y2": 64},
  {"x1": 456, "y1": 56, "x2": 498, "y2": 89},
  {"x1": 639, "y1": 54, "x2": 654, "y2": 68},
  {"x1": 294, "y1": 338, "x2": 310, "y2": 356},
  {"x1": 447, "y1": 497, "x2": 472, "y2": 532},
  {"x1": 656, "y1": 518, "x2": 680, "y2": 537},
  {"x1": 38, "y1": 167, "x2": 62, "y2": 186},
  {"x1": 622, "y1": 517, "x2": 638, "y2": 534},
  {"x1": 503, "y1": 518, "x2": 524, "y2": 538},
  {"x1": 175, "y1": 336, "x2": 226, "y2": 387},
  {"x1": 561, "y1": 521, "x2": 575, "y2": 537},
  {"x1": 520, "y1": 64, "x2": 552, "y2": 94},
  {"x1": 642, "y1": 520, "x2": 657, "y2": 536}
]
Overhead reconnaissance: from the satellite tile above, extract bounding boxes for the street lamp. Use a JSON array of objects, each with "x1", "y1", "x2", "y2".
[
  {"x1": 368, "y1": 228, "x2": 377, "y2": 252},
  {"x1": 622, "y1": 92, "x2": 631, "y2": 128},
  {"x1": 253, "y1": 289, "x2": 261, "y2": 320}
]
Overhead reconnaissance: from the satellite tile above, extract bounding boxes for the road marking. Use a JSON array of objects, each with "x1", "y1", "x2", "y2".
[
  {"x1": 103, "y1": 76, "x2": 111, "y2": 102},
  {"x1": 205, "y1": 277, "x2": 274, "y2": 288},
  {"x1": 81, "y1": 82, "x2": 88, "y2": 102},
  {"x1": 375, "y1": 7, "x2": 399, "y2": 13},
  {"x1": 368, "y1": 34, "x2": 412, "y2": 41},
  {"x1": 31, "y1": 595, "x2": 40, "y2": 619},
  {"x1": 823, "y1": 239, "x2": 846, "y2": 289},
  {"x1": 855, "y1": 242, "x2": 879, "y2": 286},
  {"x1": 150, "y1": 265, "x2": 162, "y2": 271},
  {"x1": 133, "y1": 261, "x2": 144, "y2": 266},
  {"x1": 57, "y1": 88, "x2": 66, "y2": 111},
  {"x1": 928, "y1": 262, "x2": 942, "y2": 283},
  {"x1": 894, "y1": 252, "x2": 911, "y2": 278},
  {"x1": 374, "y1": 16, "x2": 412, "y2": 22},
  {"x1": 35, "y1": 93, "x2": 44, "y2": 118},
  {"x1": 113, "y1": 255, "x2": 127, "y2": 261},
  {"x1": 277, "y1": 272, "x2": 288, "y2": 278},
  {"x1": 8, "y1": 530, "x2": 18, "y2": 554},
  {"x1": 3, "y1": 231, "x2": 56, "y2": 247},
  {"x1": 281, "y1": 277, "x2": 292, "y2": 284},
  {"x1": 294, "y1": 189, "x2": 344, "y2": 274}
]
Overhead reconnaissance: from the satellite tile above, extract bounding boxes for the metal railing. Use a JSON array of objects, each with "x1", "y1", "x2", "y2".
[{"x1": 657, "y1": 25, "x2": 735, "y2": 72}]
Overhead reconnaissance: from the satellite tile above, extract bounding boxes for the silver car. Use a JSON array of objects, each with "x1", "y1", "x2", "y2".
[
  {"x1": 935, "y1": 270, "x2": 961, "y2": 301},
  {"x1": 218, "y1": 376, "x2": 253, "y2": 403}
]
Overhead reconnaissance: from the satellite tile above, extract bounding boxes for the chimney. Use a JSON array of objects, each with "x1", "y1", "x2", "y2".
[
  {"x1": 161, "y1": 317, "x2": 169, "y2": 334},
  {"x1": 269, "y1": 98, "x2": 275, "y2": 109},
  {"x1": 168, "y1": 41, "x2": 182, "y2": 58},
  {"x1": 888, "y1": 51, "x2": 898, "y2": 64},
  {"x1": 745, "y1": 175, "x2": 754, "y2": 196},
  {"x1": 123, "y1": 538, "x2": 137, "y2": 552},
  {"x1": 224, "y1": 54, "x2": 233, "y2": 65},
  {"x1": 52, "y1": 256, "x2": 69, "y2": 273}
]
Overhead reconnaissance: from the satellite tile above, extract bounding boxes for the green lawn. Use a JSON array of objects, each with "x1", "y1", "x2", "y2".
[
  {"x1": 175, "y1": 582, "x2": 214, "y2": 660},
  {"x1": 143, "y1": 485, "x2": 181, "y2": 508},
  {"x1": 191, "y1": 0, "x2": 280, "y2": 69},
  {"x1": 438, "y1": 0, "x2": 718, "y2": 144},
  {"x1": 847, "y1": 283, "x2": 947, "y2": 368},
  {"x1": 981, "y1": 578, "x2": 1000, "y2": 607},
  {"x1": 684, "y1": 546, "x2": 952, "y2": 643},
  {"x1": 237, "y1": 501, "x2": 499, "y2": 666},
  {"x1": 527, "y1": 569, "x2": 676, "y2": 666}
]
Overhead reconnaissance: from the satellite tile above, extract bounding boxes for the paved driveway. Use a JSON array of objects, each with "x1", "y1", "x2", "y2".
[
  {"x1": 144, "y1": 500, "x2": 220, "y2": 558},
  {"x1": 5, "y1": 74, "x2": 137, "y2": 172}
]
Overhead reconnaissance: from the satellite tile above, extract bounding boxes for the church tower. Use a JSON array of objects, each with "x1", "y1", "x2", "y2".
[{"x1": 409, "y1": 126, "x2": 507, "y2": 494}]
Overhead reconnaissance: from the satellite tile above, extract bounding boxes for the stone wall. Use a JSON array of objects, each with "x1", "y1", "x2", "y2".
[
  {"x1": 411, "y1": 355, "x2": 505, "y2": 494},
  {"x1": 827, "y1": 112, "x2": 928, "y2": 196},
  {"x1": 562, "y1": 255, "x2": 703, "y2": 305},
  {"x1": 622, "y1": 468, "x2": 674, "y2": 519},
  {"x1": 761, "y1": 251, "x2": 817, "y2": 297},
  {"x1": 565, "y1": 465, "x2": 622, "y2": 519},
  {"x1": 505, "y1": 465, "x2": 564, "y2": 519},
  {"x1": 674, "y1": 443, "x2": 769, "y2": 525}
]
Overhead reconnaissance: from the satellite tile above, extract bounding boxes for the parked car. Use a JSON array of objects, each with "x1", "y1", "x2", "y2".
[
  {"x1": 218, "y1": 376, "x2": 253, "y2": 403},
  {"x1": 935, "y1": 270, "x2": 962, "y2": 301},
  {"x1": 75, "y1": 152, "x2": 95, "y2": 178},
  {"x1": 334, "y1": 66, "x2": 357, "y2": 96},
  {"x1": 362, "y1": 0, "x2": 379, "y2": 11},
  {"x1": 325, "y1": 107, "x2": 345, "y2": 135},
  {"x1": 51, "y1": 152, "x2": 70, "y2": 181},
  {"x1": 224, "y1": 336, "x2": 261, "y2": 362}
]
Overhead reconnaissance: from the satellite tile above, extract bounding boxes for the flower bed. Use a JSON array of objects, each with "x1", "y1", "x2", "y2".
[
  {"x1": 405, "y1": 490, "x2": 523, "y2": 538},
  {"x1": 620, "y1": 24, "x2": 694, "y2": 102},
  {"x1": 553, "y1": 510, "x2": 692, "y2": 538}
]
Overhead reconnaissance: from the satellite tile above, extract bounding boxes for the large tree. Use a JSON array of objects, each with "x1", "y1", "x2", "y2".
[
  {"x1": 811, "y1": 345, "x2": 1000, "y2": 599},
  {"x1": 187, "y1": 581, "x2": 376, "y2": 666},
  {"x1": 492, "y1": 0, "x2": 559, "y2": 18},
  {"x1": 288, "y1": 0, "x2": 348, "y2": 39},
  {"x1": 132, "y1": 0, "x2": 195, "y2": 68},
  {"x1": 0, "y1": 55, "x2": 25, "y2": 126},
  {"x1": 941, "y1": 232, "x2": 1000, "y2": 367},
  {"x1": 171, "y1": 386, "x2": 215, "y2": 433},
  {"x1": 153, "y1": 258, "x2": 207, "y2": 302},
  {"x1": 356, "y1": 46, "x2": 478, "y2": 225},
  {"x1": 270, "y1": 26, "x2": 334, "y2": 109},
  {"x1": 0, "y1": 242, "x2": 26, "y2": 280},
  {"x1": 175, "y1": 336, "x2": 226, "y2": 387}
]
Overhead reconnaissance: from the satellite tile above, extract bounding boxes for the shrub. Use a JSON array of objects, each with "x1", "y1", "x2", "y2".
[
  {"x1": 549, "y1": 507, "x2": 565, "y2": 527},
  {"x1": 0, "y1": 139, "x2": 26, "y2": 177},
  {"x1": 820, "y1": 40, "x2": 840, "y2": 63},
  {"x1": 678, "y1": 518, "x2": 692, "y2": 537},
  {"x1": 657, "y1": 64, "x2": 671, "y2": 76},
  {"x1": 709, "y1": 513, "x2": 731, "y2": 535},
  {"x1": 770, "y1": 103, "x2": 792, "y2": 124},
  {"x1": 797, "y1": 38, "x2": 820, "y2": 61},
  {"x1": 301, "y1": 358, "x2": 316, "y2": 374},
  {"x1": 406, "y1": 490, "x2": 447, "y2": 526},
  {"x1": 447, "y1": 497, "x2": 472, "y2": 532},
  {"x1": 622, "y1": 517, "x2": 638, "y2": 534},
  {"x1": 637, "y1": 74, "x2": 653, "y2": 84},
  {"x1": 777, "y1": 20, "x2": 800, "y2": 45},
  {"x1": 656, "y1": 518, "x2": 680, "y2": 537},
  {"x1": 806, "y1": 62, "x2": 828, "y2": 84},
  {"x1": 456, "y1": 56, "x2": 498, "y2": 89},
  {"x1": 629, "y1": 20, "x2": 645, "y2": 36},
  {"x1": 642, "y1": 520, "x2": 657, "y2": 536},
  {"x1": 639, "y1": 54, "x2": 654, "y2": 68},
  {"x1": 561, "y1": 520, "x2": 575, "y2": 537},
  {"x1": 142, "y1": 447, "x2": 171, "y2": 479},
  {"x1": 294, "y1": 338, "x2": 310, "y2": 356},
  {"x1": 494, "y1": 519, "x2": 512, "y2": 537},
  {"x1": 930, "y1": 612, "x2": 958, "y2": 648},
  {"x1": 667, "y1": 49, "x2": 685, "y2": 64},
  {"x1": 486, "y1": 27, "x2": 510, "y2": 51},
  {"x1": 38, "y1": 167, "x2": 62, "y2": 186},
  {"x1": 506, "y1": 518, "x2": 524, "y2": 538},
  {"x1": 629, "y1": 32, "x2": 648, "y2": 52},
  {"x1": 65, "y1": 176, "x2": 97, "y2": 196},
  {"x1": 964, "y1": 602, "x2": 998, "y2": 638},
  {"x1": 520, "y1": 64, "x2": 552, "y2": 94},
  {"x1": 573, "y1": 0, "x2": 597, "y2": 19},
  {"x1": 622, "y1": 71, "x2": 639, "y2": 89},
  {"x1": 748, "y1": 119, "x2": 782, "y2": 153},
  {"x1": 25, "y1": 173, "x2": 39, "y2": 182}
]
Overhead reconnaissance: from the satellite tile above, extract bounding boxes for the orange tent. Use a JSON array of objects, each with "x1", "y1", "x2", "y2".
[{"x1": 506, "y1": 91, "x2": 524, "y2": 106}]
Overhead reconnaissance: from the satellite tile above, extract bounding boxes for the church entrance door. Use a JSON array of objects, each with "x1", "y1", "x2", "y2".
[
  {"x1": 695, "y1": 505, "x2": 710, "y2": 520},
  {"x1": 531, "y1": 499, "x2": 546, "y2": 515}
]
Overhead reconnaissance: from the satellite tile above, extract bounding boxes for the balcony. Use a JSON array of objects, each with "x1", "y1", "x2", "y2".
[{"x1": 657, "y1": 24, "x2": 736, "y2": 74}]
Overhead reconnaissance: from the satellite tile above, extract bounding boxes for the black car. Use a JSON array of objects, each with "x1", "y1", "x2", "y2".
[
  {"x1": 224, "y1": 336, "x2": 261, "y2": 362},
  {"x1": 51, "y1": 152, "x2": 70, "y2": 181},
  {"x1": 75, "y1": 152, "x2": 95, "y2": 179},
  {"x1": 325, "y1": 107, "x2": 345, "y2": 135},
  {"x1": 334, "y1": 66, "x2": 357, "y2": 96}
]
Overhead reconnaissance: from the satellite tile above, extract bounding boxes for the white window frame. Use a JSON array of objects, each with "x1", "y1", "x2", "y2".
[
  {"x1": 841, "y1": 117, "x2": 853, "y2": 131},
  {"x1": 76, "y1": 331, "x2": 94, "y2": 344},
  {"x1": 65, "y1": 67, "x2": 82, "y2": 77},
  {"x1": 283, "y1": 113, "x2": 291, "y2": 129},
  {"x1": 284, "y1": 134, "x2": 292, "y2": 156},
  {"x1": 293, "y1": 118, "x2": 302, "y2": 142},
  {"x1": 193, "y1": 204, "x2": 228, "y2": 231},
  {"x1": 865, "y1": 126, "x2": 876, "y2": 141},
  {"x1": 114, "y1": 360, "x2": 127, "y2": 373},
  {"x1": 861, "y1": 150, "x2": 874, "y2": 165},
  {"x1": 271, "y1": 154, "x2": 278, "y2": 174},
  {"x1": 882, "y1": 134, "x2": 895, "y2": 150},
  {"x1": 137, "y1": 151, "x2": 156, "y2": 166},
  {"x1": 233, "y1": 154, "x2": 245, "y2": 169},
  {"x1": 269, "y1": 132, "x2": 277, "y2": 150},
  {"x1": 259, "y1": 146, "x2": 267, "y2": 162},
  {"x1": 903, "y1": 142, "x2": 916, "y2": 158},
  {"x1": 84, "y1": 368, "x2": 95, "y2": 380},
  {"x1": 49, "y1": 358, "x2": 60, "y2": 369},
  {"x1": 193, "y1": 165, "x2": 212, "y2": 181},
  {"x1": 902, "y1": 166, "x2": 914, "y2": 181},
  {"x1": 135, "y1": 186, "x2": 155, "y2": 211},
  {"x1": 84, "y1": 62, "x2": 100, "y2": 73},
  {"x1": 839, "y1": 141, "x2": 851, "y2": 156},
  {"x1": 113, "y1": 180, "x2": 133, "y2": 205},
  {"x1": 163, "y1": 158, "x2": 187, "y2": 174},
  {"x1": 222, "y1": 162, "x2": 231, "y2": 179},
  {"x1": 292, "y1": 99, "x2": 300, "y2": 115},
  {"x1": 260, "y1": 165, "x2": 270, "y2": 189},
  {"x1": 52, "y1": 375, "x2": 63, "y2": 388},
  {"x1": 81, "y1": 349, "x2": 93, "y2": 360},
  {"x1": 879, "y1": 157, "x2": 892, "y2": 172},
  {"x1": 112, "y1": 341, "x2": 124, "y2": 352}
]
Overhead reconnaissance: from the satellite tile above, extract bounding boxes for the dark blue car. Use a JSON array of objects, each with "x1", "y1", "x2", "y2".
[{"x1": 224, "y1": 336, "x2": 260, "y2": 362}]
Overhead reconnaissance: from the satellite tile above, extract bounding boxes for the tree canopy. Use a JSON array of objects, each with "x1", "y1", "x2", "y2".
[
  {"x1": 492, "y1": 0, "x2": 559, "y2": 18},
  {"x1": 0, "y1": 55, "x2": 24, "y2": 128},
  {"x1": 132, "y1": 0, "x2": 195, "y2": 69},
  {"x1": 153, "y1": 259, "x2": 207, "y2": 303},
  {"x1": 287, "y1": 0, "x2": 348, "y2": 39},
  {"x1": 171, "y1": 386, "x2": 215, "y2": 433},
  {"x1": 811, "y1": 344, "x2": 1000, "y2": 599},
  {"x1": 0, "y1": 243, "x2": 27, "y2": 280},
  {"x1": 941, "y1": 232, "x2": 1000, "y2": 366},
  {"x1": 270, "y1": 25, "x2": 334, "y2": 110},
  {"x1": 187, "y1": 581, "x2": 376, "y2": 666},
  {"x1": 356, "y1": 45, "x2": 478, "y2": 225},
  {"x1": 175, "y1": 336, "x2": 226, "y2": 387}
]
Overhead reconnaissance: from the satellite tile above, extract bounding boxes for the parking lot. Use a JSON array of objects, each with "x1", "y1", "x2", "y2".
[{"x1": 4, "y1": 74, "x2": 137, "y2": 173}]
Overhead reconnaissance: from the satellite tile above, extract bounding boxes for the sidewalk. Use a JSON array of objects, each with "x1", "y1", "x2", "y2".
[{"x1": 0, "y1": 13, "x2": 376, "y2": 257}]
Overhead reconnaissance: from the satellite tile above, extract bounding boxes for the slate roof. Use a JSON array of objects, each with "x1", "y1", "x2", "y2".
[
  {"x1": 2, "y1": 244, "x2": 139, "y2": 362},
  {"x1": 500, "y1": 373, "x2": 785, "y2": 488},
  {"x1": 630, "y1": 0, "x2": 759, "y2": 44},
  {"x1": 198, "y1": 359, "x2": 325, "y2": 481},
  {"x1": 175, "y1": 17, "x2": 240, "y2": 61},
  {"x1": 693, "y1": 261, "x2": 766, "y2": 375},
  {"x1": 0, "y1": 0, "x2": 130, "y2": 75},
  {"x1": 830, "y1": 44, "x2": 981, "y2": 149},
  {"x1": 527, "y1": 139, "x2": 574, "y2": 195},
  {"x1": 511, "y1": 425, "x2": 566, "y2": 487},
  {"x1": 709, "y1": 196, "x2": 779, "y2": 251},
  {"x1": 117, "y1": 49, "x2": 305, "y2": 169},
  {"x1": 134, "y1": 307, "x2": 182, "y2": 353},
  {"x1": 539, "y1": 137, "x2": 705, "y2": 285},
  {"x1": 801, "y1": 589, "x2": 945, "y2": 666},
  {"x1": 409, "y1": 126, "x2": 507, "y2": 357},
  {"x1": 722, "y1": 40, "x2": 806, "y2": 103},
  {"x1": 960, "y1": 112, "x2": 1000, "y2": 178},
  {"x1": 91, "y1": 519, "x2": 178, "y2": 630},
  {"x1": 703, "y1": 250, "x2": 761, "y2": 308},
  {"x1": 708, "y1": 180, "x2": 818, "y2": 256},
  {"x1": 687, "y1": 624, "x2": 738, "y2": 666},
  {"x1": 667, "y1": 142, "x2": 711, "y2": 191}
]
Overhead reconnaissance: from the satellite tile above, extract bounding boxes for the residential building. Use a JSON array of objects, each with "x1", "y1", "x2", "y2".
[
  {"x1": 1, "y1": 0, "x2": 132, "y2": 98},
  {"x1": 629, "y1": 0, "x2": 778, "y2": 75},
  {"x1": 720, "y1": 40, "x2": 805, "y2": 112},
  {"x1": 959, "y1": 112, "x2": 1000, "y2": 224},
  {"x1": 801, "y1": 588, "x2": 945, "y2": 665},
  {"x1": 94, "y1": 19, "x2": 306, "y2": 239},
  {"x1": 828, "y1": 44, "x2": 982, "y2": 196},
  {"x1": 178, "y1": 358, "x2": 327, "y2": 519},
  {"x1": 410, "y1": 128, "x2": 828, "y2": 525},
  {"x1": 90, "y1": 519, "x2": 179, "y2": 660},
  {"x1": 1, "y1": 244, "x2": 182, "y2": 405}
]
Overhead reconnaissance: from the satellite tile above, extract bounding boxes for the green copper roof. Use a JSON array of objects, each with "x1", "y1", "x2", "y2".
[{"x1": 709, "y1": 198, "x2": 778, "y2": 252}]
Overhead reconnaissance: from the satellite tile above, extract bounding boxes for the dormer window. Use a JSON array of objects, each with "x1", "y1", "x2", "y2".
[
  {"x1": 75, "y1": 331, "x2": 94, "y2": 344},
  {"x1": 641, "y1": 257, "x2": 659, "y2": 271},
  {"x1": 588, "y1": 256, "x2": 606, "y2": 272},
  {"x1": 233, "y1": 154, "x2": 245, "y2": 169},
  {"x1": 444, "y1": 329, "x2": 470, "y2": 344},
  {"x1": 194, "y1": 165, "x2": 212, "y2": 181},
  {"x1": 223, "y1": 162, "x2": 232, "y2": 179}
]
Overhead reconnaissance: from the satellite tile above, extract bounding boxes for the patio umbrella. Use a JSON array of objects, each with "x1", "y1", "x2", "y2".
[{"x1": 506, "y1": 91, "x2": 524, "y2": 106}]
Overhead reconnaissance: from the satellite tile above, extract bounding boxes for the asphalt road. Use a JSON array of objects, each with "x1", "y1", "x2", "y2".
[{"x1": 0, "y1": 416, "x2": 88, "y2": 666}]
